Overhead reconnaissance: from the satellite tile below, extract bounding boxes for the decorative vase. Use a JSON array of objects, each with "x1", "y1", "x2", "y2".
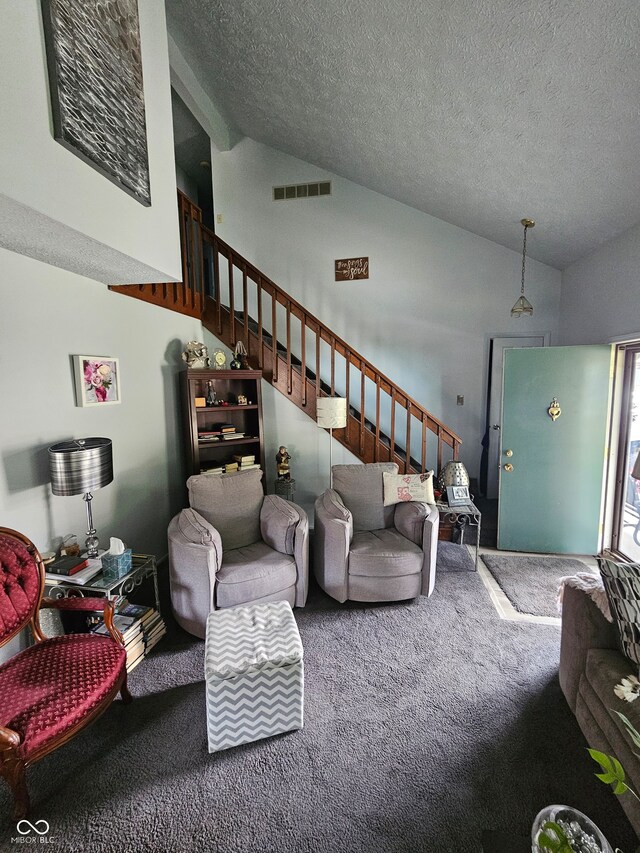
[{"x1": 531, "y1": 805, "x2": 613, "y2": 853}]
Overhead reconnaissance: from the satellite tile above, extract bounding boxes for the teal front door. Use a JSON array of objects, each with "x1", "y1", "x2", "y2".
[{"x1": 497, "y1": 345, "x2": 613, "y2": 554}]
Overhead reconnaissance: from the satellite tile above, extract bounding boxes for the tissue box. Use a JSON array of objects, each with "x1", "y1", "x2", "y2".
[{"x1": 101, "y1": 549, "x2": 132, "y2": 580}]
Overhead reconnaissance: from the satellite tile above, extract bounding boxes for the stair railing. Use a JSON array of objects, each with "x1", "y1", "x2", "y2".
[{"x1": 173, "y1": 190, "x2": 461, "y2": 474}]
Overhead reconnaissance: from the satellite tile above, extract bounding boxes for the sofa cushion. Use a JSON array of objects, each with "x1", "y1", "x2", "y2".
[
  {"x1": 348, "y1": 528, "x2": 422, "y2": 578},
  {"x1": 383, "y1": 471, "x2": 435, "y2": 506},
  {"x1": 187, "y1": 469, "x2": 263, "y2": 550},
  {"x1": 217, "y1": 542, "x2": 297, "y2": 609},
  {"x1": 597, "y1": 556, "x2": 640, "y2": 668},
  {"x1": 332, "y1": 463, "x2": 398, "y2": 532},
  {"x1": 178, "y1": 508, "x2": 217, "y2": 546},
  {"x1": 260, "y1": 495, "x2": 298, "y2": 555}
]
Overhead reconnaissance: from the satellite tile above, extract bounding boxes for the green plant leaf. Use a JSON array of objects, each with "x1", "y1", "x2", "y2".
[
  {"x1": 615, "y1": 711, "x2": 640, "y2": 749},
  {"x1": 537, "y1": 821, "x2": 574, "y2": 852},
  {"x1": 588, "y1": 747, "x2": 634, "y2": 797}
]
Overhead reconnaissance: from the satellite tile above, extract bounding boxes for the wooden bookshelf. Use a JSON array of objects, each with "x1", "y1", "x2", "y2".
[{"x1": 181, "y1": 369, "x2": 265, "y2": 479}]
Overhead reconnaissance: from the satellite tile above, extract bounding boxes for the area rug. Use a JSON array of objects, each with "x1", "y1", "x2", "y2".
[
  {"x1": 480, "y1": 553, "x2": 594, "y2": 617},
  {"x1": 1, "y1": 568, "x2": 634, "y2": 853}
]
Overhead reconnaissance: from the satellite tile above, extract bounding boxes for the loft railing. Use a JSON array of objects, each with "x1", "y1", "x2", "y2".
[{"x1": 113, "y1": 190, "x2": 461, "y2": 473}]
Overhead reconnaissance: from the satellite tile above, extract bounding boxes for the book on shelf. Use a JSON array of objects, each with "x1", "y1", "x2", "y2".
[
  {"x1": 201, "y1": 466, "x2": 224, "y2": 475},
  {"x1": 224, "y1": 462, "x2": 239, "y2": 472},
  {"x1": 93, "y1": 614, "x2": 144, "y2": 644},
  {"x1": 222, "y1": 432, "x2": 245, "y2": 440},
  {"x1": 46, "y1": 554, "x2": 90, "y2": 576},
  {"x1": 45, "y1": 561, "x2": 102, "y2": 586},
  {"x1": 239, "y1": 463, "x2": 260, "y2": 471},
  {"x1": 233, "y1": 454, "x2": 255, "y2": 464},
  {"x1": 198, "y1": 435, "x2": 220, "y2": 443}
]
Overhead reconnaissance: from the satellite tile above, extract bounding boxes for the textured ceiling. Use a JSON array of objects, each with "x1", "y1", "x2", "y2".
[{"x1": 165, "y1": 0, "x2": 640, "y2": 269}]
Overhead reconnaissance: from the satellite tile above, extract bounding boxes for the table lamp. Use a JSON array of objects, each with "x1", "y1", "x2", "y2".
[
  {"x1": 316, "y1": 397, "x2": 347, "y2": 487},
  {"x1": 48, "y1": 437, "x2": 113, "y2": 558}
]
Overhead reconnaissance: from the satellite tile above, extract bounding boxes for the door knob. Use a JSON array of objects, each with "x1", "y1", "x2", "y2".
[
  {"x1": 491, "y1": 424, "x2": 501, "y2": 430},
  {"x1": 505, "y1": 449, "x2": 513, "y2": 457},
  {"x1": 503, "y1": 463, "x2": 514, "y2": 472}
]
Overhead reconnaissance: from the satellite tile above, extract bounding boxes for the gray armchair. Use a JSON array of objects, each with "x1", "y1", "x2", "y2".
[
  {"x1": 168, "y1": 469, "x2": 308, "y2": 638},
  {"x1": 314, "y1": 462, "x2": 438, "y2": 603}
]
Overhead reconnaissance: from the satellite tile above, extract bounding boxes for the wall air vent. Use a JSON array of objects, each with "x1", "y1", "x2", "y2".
[{"x1": 273, "y1": 181, "x2": 331, "y2": 201}]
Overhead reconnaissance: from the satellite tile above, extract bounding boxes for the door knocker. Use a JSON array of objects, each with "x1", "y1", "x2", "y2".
[{"x1": 547, "y1": 397, "x2": 561, "y2": 422}]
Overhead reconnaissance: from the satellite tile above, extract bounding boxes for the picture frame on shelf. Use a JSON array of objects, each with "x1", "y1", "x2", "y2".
[
  {"x1": 446, "y1": 485, "x2": 470, "y2": 507},
  {"x1": 73, "y1": 355, "x2": 121, "y2": 407}
]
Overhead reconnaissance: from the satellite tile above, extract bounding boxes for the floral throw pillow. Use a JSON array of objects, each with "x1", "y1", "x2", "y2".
[
  {"x1": 382, "y1": 471, "x2": 435, "y2": 507},
  {"x1": 598, "y1": 555, "x2": 640, "y2": 668}
]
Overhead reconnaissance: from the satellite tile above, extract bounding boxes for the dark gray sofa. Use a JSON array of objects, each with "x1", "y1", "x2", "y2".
[{"x1": 559, "y1": 583, "x2": 640, "y2": 835}]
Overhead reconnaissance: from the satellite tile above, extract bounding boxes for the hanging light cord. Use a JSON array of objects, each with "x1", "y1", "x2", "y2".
[{"x1": 520, "y1": 222, "x2": 529, "y2": 296}]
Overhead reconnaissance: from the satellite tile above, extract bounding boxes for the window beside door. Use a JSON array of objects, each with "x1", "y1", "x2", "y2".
[{"x1": 612, "y1": 348, "x2": 640, "y2": 560}]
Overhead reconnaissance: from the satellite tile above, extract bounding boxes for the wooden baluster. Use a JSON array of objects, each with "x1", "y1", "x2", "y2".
[
  {"x1": 272, "y1": 291, "x2": 278, "y2": 383},
  {"x1": 375, "y1": 377, "x2": 381, "y2": 461},
  {"x1": 242, "y1": 265, "x2": 249, "y2": 348},
  {"x1": 315, "y1": 331, "x2": 320, "y2": 401},
  {"x1": 214, "y1": 242, "x2": 222, "y2": 333},
  {"x1": 390, "y1": 391, "x2": 396, "y2": 465},
  {"x1": 228, "y1": 254, "x2": 235, "y2": 343},
  {"x1": 300, "y1": 314, "x2": 307, "y2": 406},
  {"x1": 360, "y1": 364, "x2": 365, "y2": 455},
  {"x1": 421, "y1": 416, "x2": 427, "y2": 473},
  {"x1": 330, "y1": 338, "x2": 335, "y2": 395},
  {"x1": 453, "y1": 438, "x2": 461, "y2": 461},
  {"x1": 195, "y1": 214, "x2": 204, "y2": 313},
  {"x1": 345, "y1": 349, "x2": 350, "y2": 417},
  {"x1": 257, "y1": 277, "x2": 263, "y2": 369},
  {"x1": 405, "y1": 402, "x2": 411, "y2": 473},
  {"x1": 437, "y1": 426, "x2": 443, "y2": 477},
  {"x1": 286, "y1": 302, "x2": 292, "y2": 394}
]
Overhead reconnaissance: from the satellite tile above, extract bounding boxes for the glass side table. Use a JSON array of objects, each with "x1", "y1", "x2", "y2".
[
  {"x1": 436, "y1": 501, "x2": 481, "y2": 570},
  {"x1": 44, "y1": 553, "x2": 161, "y2": 614}
]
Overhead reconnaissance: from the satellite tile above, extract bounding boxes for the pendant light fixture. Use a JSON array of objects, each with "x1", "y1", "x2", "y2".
[{"x1": 511, "y1": 218, "x2": 535, "y2": 318}]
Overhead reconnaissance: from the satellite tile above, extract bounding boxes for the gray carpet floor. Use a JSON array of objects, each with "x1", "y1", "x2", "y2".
[
  {"x1": 480, "y1": 553, "x2": 592, "y2": 617},
  {"x1": 0, "y1": 545, "x2": 635, "y2": 853}
]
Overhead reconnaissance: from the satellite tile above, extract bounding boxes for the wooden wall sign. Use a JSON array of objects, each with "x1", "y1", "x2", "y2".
[{"x1": 335, "y1": 257, "x2": 369, "y2": 281}]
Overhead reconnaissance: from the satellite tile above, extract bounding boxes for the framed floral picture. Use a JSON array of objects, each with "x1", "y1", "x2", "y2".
[{"x1": 73, "y1": 356, "x2": 121, "y2": 407}]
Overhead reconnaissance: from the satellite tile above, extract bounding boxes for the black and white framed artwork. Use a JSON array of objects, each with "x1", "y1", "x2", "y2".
[{"x1": 41, "y1": 0, "x2": 151, "y2": 206}]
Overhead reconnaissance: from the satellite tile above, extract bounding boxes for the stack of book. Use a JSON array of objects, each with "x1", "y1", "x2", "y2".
[
  {"x1": 224, "y1": 461, "x2": 238, "y2": 472},
  {"x1": 45, "y1": 554, "x2": 103, "y2": 586},
  {"x1": 198, "y1": 430, "x2": 220, "y2": 443},
  {"x1": 201, "y1": 465, "x2": 224, "y2": 475},
  {"x1": 92, "y1": 602, "x2": 167, "y2": 673},
  {"x1": 233, "y1": 454, "x2": 260, "y2": 471},
  {"x1": 222, "y1": 431, "x2": 245, "y2": 440}
]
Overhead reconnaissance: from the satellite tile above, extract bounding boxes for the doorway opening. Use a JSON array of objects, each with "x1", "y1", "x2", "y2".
[
  {"x1": 611, "y1": 345, "x2": 640, "y2": 560},
  {"x1": 170, "y1": 88, "x2": 214, "y2": 230}
]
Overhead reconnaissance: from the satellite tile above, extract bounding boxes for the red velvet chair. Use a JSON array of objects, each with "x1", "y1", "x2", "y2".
[{"x1": 0, "y1": 528, "x2": 132, "y2": 819}]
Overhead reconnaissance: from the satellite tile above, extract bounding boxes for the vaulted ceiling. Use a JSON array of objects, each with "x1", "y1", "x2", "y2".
[{"x1": 165, "y1": 0, "x2": 640, "y2": 269}]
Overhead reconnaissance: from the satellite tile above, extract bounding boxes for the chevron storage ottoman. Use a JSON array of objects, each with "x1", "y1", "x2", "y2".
[{"x1": 204, "y1": 600, "x2": 304, "y2": 752}]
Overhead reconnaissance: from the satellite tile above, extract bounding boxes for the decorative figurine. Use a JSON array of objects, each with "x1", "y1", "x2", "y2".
[
  {"x1": 237, "y1": 394, "x2": 248, "y2": 405},
  {"x1": 206, "y1": 380, "x2": 217, "y2": 407},
  {"x1": 276, "y1": 446, "x2": 291, "y2": 480},
  {"x1": 231, "y1": 340, "x2": 249, "y2": 370},
  {"x1": 182, "y1": 341, "x2": 210, "y2": 368}
]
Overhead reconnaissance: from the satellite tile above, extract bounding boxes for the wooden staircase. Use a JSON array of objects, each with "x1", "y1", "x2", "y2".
[{"x1": 111, "y1": 191, "x2": 461, "y2": 475}]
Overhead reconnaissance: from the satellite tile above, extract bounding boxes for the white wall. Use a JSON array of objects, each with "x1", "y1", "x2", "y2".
[
  {"x1": 0, "y1": 0, "x2": 181, "y2": 284},
  {"x1": 559, "y1": 223, "x2": 640, "y2": 344},
  {"x1": 0, "y1": 249, "x2": 203, "y2": 636},
  {"x1": 212, "y1": 139, "x2": 561, "y2": 479}
]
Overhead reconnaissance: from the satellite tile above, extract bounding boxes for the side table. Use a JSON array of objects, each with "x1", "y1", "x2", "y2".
[
  {"x1": 44, "y1": 553, "x2": 161, "y2": 614},
  {"x1": 274, "y1": 478, "x2": 296, "y2": 502},
  {"x1": 436, "y1": 501, "x2": 481, "y2": 570}
]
